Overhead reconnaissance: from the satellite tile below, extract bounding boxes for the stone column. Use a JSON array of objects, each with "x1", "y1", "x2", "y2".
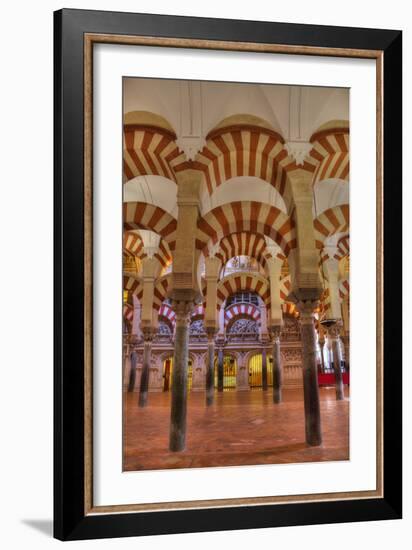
[
  {"x1": 217, "y1": 346, "x2": 224, "y2": 392},
  {"x1": 318, "y1": 337, "x2": 326, "y2": 373},
  {"x1": 169, "y1": 300, "x2": 194, "y2": 452},
  {"x1": 341, "y1": 334, "x2": 350, "y2": 371},
  {"x1": 328, "y1": 323, "x2": 344, "y2": 400},
  {"x1": 270, "y1": 326, "x2": 283, "y2": 403},
  {"x1": 138, "y1": 329, "x2": 153, "y2": 407},
  {"x1": 205, "y1": 329, "x2": 216, "y2": 405},
  {"x1": 261, "y1": 347, "x2": 268, "y2": 391},
  {"x1": 297, "y1": 300, "x2": 322, "y2": 446},
  {"x1": 128, "y1": 347, "x2": 138, "y2": 392}
]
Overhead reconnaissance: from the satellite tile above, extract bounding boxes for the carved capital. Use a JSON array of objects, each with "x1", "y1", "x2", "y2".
[
  {"x1": 173, "y1": 299, "x2": 195, "y2": 326},
  {"x1": 205, "y1": 326, "x2": 217, "y2": 342},
  {"x1": 295, "y1": 300, "x2": 319, "y2": 324},
  {"x1": 141, "y1": 327, "x2": 154, "y2": 342},
  {"x1": 327, "y1": 320, "x2": 343, "y2": 339},
  {"x1": 270, "y1": 325, "x2": 282, "y2": 341}
]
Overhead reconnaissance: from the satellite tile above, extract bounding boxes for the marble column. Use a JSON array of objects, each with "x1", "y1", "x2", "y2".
[
  {"x1": 261, "y1": 347, "x2": 268, "y2": 391},
  {"x1": 205, "y1": 328, "x2": 216, "y2": 406},
  {"x1": 328, "y1": 324, "x2": 344, "y2": 400},
  {"x1": 297, "y1": 300, "x2": 322, "y2": 446},
  {"x1": 138, "y1": 329, "x2": 153, "y2": 407},
  {"x1": 270, "y1": 326, "x2": 282, "y2": 404},
  {"x1": 128, "y1": 347, "x2": 138, "y2": 392},
  {"x1": 169, "y1": 300, "x2": 194, "y2": 452},
  {"x1": 318, "y1": 337, "x2": 326, "y2": 373},
  {"x1": 217, "y1": 346, "x2": 224, "y2": 392}
]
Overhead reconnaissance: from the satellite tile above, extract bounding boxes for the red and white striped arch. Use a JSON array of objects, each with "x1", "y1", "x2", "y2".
[
  {"x1": 339, "y1": 278, "x2": 350, "y2": 300},
  {"x1": 191, "y1": 304, "x2": 204, "y2": 320},
  {"x1": 179, "y1": 125, "x2": 293, "y2": 197},
  {"x1": 216, "y1": 271, "x2": 270, "y2": 309},
  {"x1": 123, "y1": 303, "x2": 134, "y2": 322},
  {"x1": 123, "y1": 231, "x2": 144, "y2": 257},
  {"x1": 123, "y1": 125, "x2": 185, "y2": 183},
  {"x1": 320, "y1": 234, "x2": 350, "y2": 264},
  {"x1": 214, "y1": 231, "x2": 285, "y2": 270},
  {"x1": 314, "y1": 205, "x2": 349, "y2": 249},
  {"x1": 151, "y1": 239, "x2": 173, "y2": 270},
  {"x1": 282, "y1": 303, "x2": 298, "y2": 317},
  {"x1": 196, "y1": 201, "x2": 296, "y2": 257},
  {"x1": 123, "y1": 231, "x2": 172, "y2": 273},
  {"x1": 308, "y1": 128, "x2": 349, "y2": 185},
  {"x1": 336, "y1": 235, "x2": 350, "y2": 260},
  {"x1": 123, "y1": 275, "x2": 143, "y2": 301},
  {"x1": 279, "y1": 275, "x2": 292, "y2": 302},
  {"x1": 158, "y1": 303, "x2": 176, "y2": 325},
  {"x1": 124, "y1": 202, "x2": 177, "y2": 250},
  {"x1": 319, "y1": 287, "x2": 331, "y2": 317},
  {"x1": 158, "y1": 302, "x2": 204, "y2": 325},
  {"x1": 224, "y1": 303, "x2": 260, "y2": 327}
]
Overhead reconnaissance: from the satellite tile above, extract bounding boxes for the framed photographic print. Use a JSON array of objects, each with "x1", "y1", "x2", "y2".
[{"x1": 54, "y1": 8, "x2": 402, "y2": 541}]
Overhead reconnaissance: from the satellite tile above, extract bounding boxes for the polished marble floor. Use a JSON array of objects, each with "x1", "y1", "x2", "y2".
[{"x1": 123, "y1": 387, "x2": 349, "y2": 471}]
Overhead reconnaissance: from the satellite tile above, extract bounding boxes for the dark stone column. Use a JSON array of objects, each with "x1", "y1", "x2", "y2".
[
  {"x1": 261, "y1": 347, "x2": 268, "y2": 390},
  {"x1": 318, "y1": 337, "x2": 326, "y2": 373},
  {"x1": 169, "y1": 301, "x2": 193, "y2": 452},
  {"x1": 342, "y1": 334, "x2": 350, "y2": 372},
  {"x1": 205, "y1": 329, "x2": 216, "y2": 406},
  {"x1": 329, "y1": 324, "x2": 344, "y2": 400},
  {"x1": 270, "y1": 326, "x2": 282, "y2": 403},
  {"x1": 138, "y1": 330, "x2": 153, "y2": 407},
  {"x1": 217, "y1": 346, "x2": 224, "y2": 392},
  {"x1": 128, "y1": 348, "x2": 138, "y2": 392},
  {"x1": 297, "y1": 301, "x2": 322, "y2": 446}
]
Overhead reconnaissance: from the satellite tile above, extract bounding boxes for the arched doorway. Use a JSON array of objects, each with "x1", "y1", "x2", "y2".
[
  {"x1": 214, "y1": 355, "x2": 237, "y2": 390},
  {"x1": 248, "y1": 353, "x2": 273, "y2": 388},
  {"x1": 163, "y1": 357, "x2": 193, "y2": 391}
]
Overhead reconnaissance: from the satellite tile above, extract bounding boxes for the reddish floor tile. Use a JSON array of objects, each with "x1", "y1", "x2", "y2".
[{"x1": 123, "y1": 387, "x2": 349, "y2": 471}]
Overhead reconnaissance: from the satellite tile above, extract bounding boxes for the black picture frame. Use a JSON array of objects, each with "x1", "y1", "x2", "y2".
[{"x1": 54, "y1": 8, "x2": 402, "y2": 541}]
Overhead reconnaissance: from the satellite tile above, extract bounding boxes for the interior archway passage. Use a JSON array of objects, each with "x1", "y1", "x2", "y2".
[{"x1": 214, "y1": 355, "x2": 237, "y2": 390}]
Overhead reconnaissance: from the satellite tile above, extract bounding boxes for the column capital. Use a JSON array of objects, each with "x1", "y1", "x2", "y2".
[
  {"x1": 326, "y1": 320, "x2": 343, "y2": 339},
  {"x1": 141, "y1": 326, "x2": 154, "y2": 342},
  {"x1": 172, "y1": 299, "x2": 195, "y2": 326},
  {"x1": 270, "y1": 325, "x2": 282, "y2": 340},
  {"x1": 295, "y1": 299, "x2": 319, "y2": 324},
  {"x1": 205, "y1": 326, "x2": 217, "y2": 342}
]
